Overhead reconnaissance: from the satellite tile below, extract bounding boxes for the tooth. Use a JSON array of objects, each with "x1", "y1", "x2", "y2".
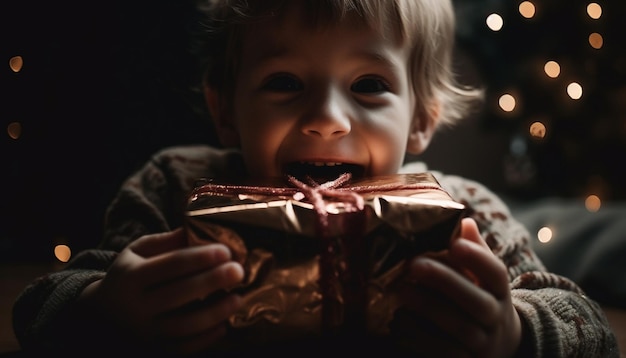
[{"x1": 298, "y1": 161, "x2": 345, "y2": 167}]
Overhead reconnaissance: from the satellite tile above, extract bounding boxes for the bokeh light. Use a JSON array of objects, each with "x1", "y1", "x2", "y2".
[
  {"x1": 499, "y1": 94, "x2": 516, "y2": 112},
  {"x1": 585, "y1": 195, "x2": 602, "y2": 212},
  {"x1": 587, "y1": 3, "x2": 602, "y2": 20},
  {"x1": 567, "y1": 82, "x2": 583, "y2": 100},
  {"x1": 9, "y1": 56, "x2": 23, "y2": 73},
  {"x1": 544, "y1": 61, "x2": 561, "y2": 78},
  {"x1": 7, "y1": 122, "x2": 22, "y2": 140},
  {"x1": 529, "y1": 121, "x2": 546, "y2": 139},
  {"x1": 486, "y1": 13, "x2": 504, "y2": 31},
  {"x1": 519, "y1": 1, "x2": 536, "y2": 19},
  {"x1": 589, "y1": 32, "x2": 603, "y2": 49},
  {"x1": 510, "y1": 135, "x2": 528, "y2": 156},
  {"x1": 54, "y1": 245, "x2": 72, "y2": 263},
  {"x1": 537, "y1": 227, "x2": 553, "y2": 243}
]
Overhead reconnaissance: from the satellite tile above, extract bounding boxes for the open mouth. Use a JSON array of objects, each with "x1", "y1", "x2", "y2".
[{"x1": 284, "y1": 161, "x2": 365, "y2": 183}]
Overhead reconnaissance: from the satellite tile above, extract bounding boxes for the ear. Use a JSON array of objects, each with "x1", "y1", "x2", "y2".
[
  {"x1": 204, "y1": 85, "x2": 240, "y2": 147},
  {"x1": 406, "y1": 100, "x2": 440, "y2": 155}
]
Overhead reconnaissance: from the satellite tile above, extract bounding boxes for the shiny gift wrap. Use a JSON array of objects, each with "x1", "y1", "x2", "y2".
[{"x1": 184, "y1": 173, "x2": 465, "y2": 344}]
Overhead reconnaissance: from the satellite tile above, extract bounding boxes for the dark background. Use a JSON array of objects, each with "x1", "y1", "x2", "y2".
[
  {"x1": 2, "y1": 0, "x2": 626, "y2": 263},
  {"x1": 1, "y1": 0, "x2": 215, "y2": 262}
]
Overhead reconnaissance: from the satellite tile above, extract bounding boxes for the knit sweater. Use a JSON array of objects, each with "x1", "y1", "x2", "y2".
[{"x1": 12, "y1": 145, "x2": 619, "y2": 357}]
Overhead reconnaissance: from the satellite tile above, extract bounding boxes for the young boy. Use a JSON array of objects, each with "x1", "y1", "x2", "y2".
[{"x1": 13, "y1": 0, "x2": 619, "y2": 357}]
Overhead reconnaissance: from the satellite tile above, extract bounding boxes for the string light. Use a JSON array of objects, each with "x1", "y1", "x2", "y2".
[
  {"x1": 519, "y1": 1, "x2": 536, "y2": 19},
  {"x1": 7, "y1": 122, "x2": 22, "y2": 140},
  {"x1": 544, "y1": 61, "x2": 561, "y2": 78},
  {"x1": 588, "y1": 32, "x2": 603, "y2": 49},
  {"x1": 499, "y1": 94, "x2": 516, "y2": 112},
  {"x1": 54, "y1": 244, "x2": 72, "y2": 263},
  {"x1": 529, "y1": 121, "x2": 546, "y2": 139},
  {"x1": 9, "y1": 56, "x2": 23, "y2": 73},
  {"x1": 587, "y1": 3, "x2": 602, "y2": 19},
  {"x1": 537, "y1": 227, "x2": 553, "y2": 243},
  {"x1": 585, "y1": 195, "x2": 602, "y2": 212},
  {"x1": 486, "y1": 13, "x2": 504, "y2": 31},
  {"x1": 567, "y1": 82, "x2": 583, "y2": 100}
]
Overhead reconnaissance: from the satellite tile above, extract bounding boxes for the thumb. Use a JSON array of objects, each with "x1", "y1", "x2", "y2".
[{"x1": 458, "y1": 217, "x2": 489, "y2": 250}]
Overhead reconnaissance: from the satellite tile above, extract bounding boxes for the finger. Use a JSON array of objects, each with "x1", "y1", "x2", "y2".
[
  {"x1": 159, "y1": 293, "x2": 242, "y2": 338},
  {"x1": 449, "y1": 237, "x2": 510, "y2": 300},
  {"x1": 459, "y1": 217, "x2": 490, "y2": 251},
  {"x1": 408, "y1": 257, "x2": 496, "y2": 324},
  {"x1": 402, "y1": 287, "x2": 489, "y2": 353},
  {"x1": 138, "y1": 243, "x2": 235, "y2": 287},
  {"x1": 146, "y1": 261, "x2": 244, "y2": 312},
  {"x1": 128, "y1": 228, "x2": 188, "y2": 258},
  {"x1": 442, "y1": 218, "x2": 488, "y2": 285}
]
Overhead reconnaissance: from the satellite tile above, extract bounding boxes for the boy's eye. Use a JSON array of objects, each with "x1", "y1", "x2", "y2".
[
  {"x1": 351, "y1": 77, "x2": 391, "y2": 94},
  {"x1": 262, "y1": 74, "x2": 303, "y2": 92}
]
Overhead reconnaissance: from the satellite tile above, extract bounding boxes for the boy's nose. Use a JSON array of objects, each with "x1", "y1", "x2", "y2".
[{"x1": 300, "y1": 87, "x2": 351, "y2": 139}]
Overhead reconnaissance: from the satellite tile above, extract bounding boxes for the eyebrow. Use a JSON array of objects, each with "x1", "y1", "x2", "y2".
[
  {"x1": 348, "y1": 49, "x2": 406, "y2": 84},
  {"x1": 256, "y1": 48, "x2": 402, "y2": 70},
  {"x1": 353, "y1": 50, "x2": 402, "y2": 70}
]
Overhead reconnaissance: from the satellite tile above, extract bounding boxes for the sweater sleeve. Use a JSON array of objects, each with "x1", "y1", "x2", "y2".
[
  {"x1": 11, "y1": 250, "x2": 115, "y2": 353},
  {"x1": 436, "y1": 173, "x2": 619, "y2": 358}
]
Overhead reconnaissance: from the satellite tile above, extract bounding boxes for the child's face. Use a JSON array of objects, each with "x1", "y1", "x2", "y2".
[{"x1": 209, "y1": 6, "x2": 434, "y2": 180}]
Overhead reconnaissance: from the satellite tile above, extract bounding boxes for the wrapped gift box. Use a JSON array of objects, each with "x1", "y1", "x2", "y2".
[{"x1": 184, "y1": 172, "x2": 465, "y2": 345}]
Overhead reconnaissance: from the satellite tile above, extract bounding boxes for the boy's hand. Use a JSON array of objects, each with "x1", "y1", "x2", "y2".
[
  {"x1": 393, "y1": 218, "x2": 523, "y2": 358},
  {"x1": 79, "y1": 228, "x2": 245, "y2": 355}
]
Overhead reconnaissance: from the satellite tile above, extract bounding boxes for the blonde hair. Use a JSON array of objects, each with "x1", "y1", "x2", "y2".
[{"x1": 193, "y1": 0, "x2": 483, "y2": 127}]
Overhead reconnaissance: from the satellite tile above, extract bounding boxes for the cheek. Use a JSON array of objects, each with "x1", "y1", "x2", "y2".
[
  {"x1": 236, "y1": 115, "x2": 293, "y2": 152},
  {"x1": 233, "y1": 107, "x2": 294, "y2": 177},
  {"x1": 362, "y1": 108, "x2": 413, "y2": 175},
  {"x1": 373, "y1": 131, "x2": 409, "y2": 172},
  {"x1": 238, "y1": 136, "x2": 279, "y2": 177}
]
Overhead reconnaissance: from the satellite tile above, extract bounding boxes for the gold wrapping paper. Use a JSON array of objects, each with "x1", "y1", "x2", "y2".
[{"x1": 184, "y1": 173, "x2": 465, "y2": 344}]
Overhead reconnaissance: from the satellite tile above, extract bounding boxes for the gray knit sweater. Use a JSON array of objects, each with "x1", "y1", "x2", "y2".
[{"x1": 12, "y1": 145, "x2": 619, "y2": 357}]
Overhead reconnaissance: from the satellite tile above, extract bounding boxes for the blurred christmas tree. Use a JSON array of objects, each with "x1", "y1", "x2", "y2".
[{"x1": 452, "y1": 0, "x2": 626, "y2": 201}]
